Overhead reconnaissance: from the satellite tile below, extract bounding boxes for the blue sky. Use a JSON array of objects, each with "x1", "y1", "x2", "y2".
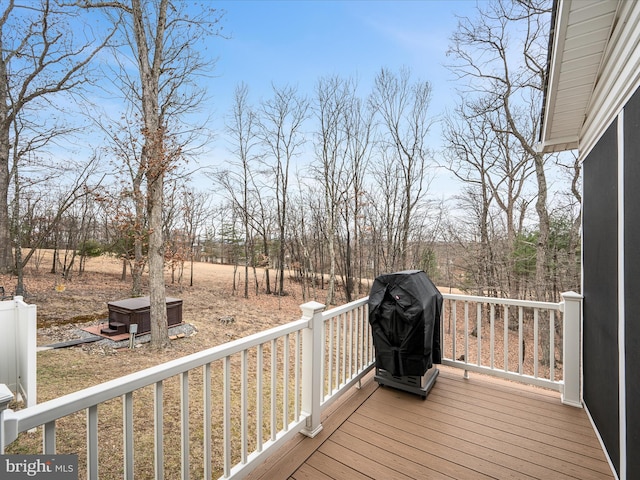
[
  {"x1": 211, "y1": 1, "x2": 471, "y2": 116},
  {"x1": 199, "y1": 1, "x2": 477, "y2": 195},
  {"x1": 45, "y1": 0, "x2": 477, "y2": 197}
]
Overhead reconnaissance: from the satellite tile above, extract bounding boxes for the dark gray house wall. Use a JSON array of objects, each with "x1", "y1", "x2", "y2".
[
  {"x1": 582, "y1": 86, "x2": 640, "y2": 479},
  {"x1": 623, "y1": 88, "x2": 640, "y2": 480},
  {"x1": 583, "y1": 120, "x2": 619, "y2": 475}
]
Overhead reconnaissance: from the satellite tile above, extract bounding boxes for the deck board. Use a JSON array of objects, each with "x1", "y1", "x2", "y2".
[
  {"x1": 337, "y1": 421, "x2": 494, "y2": 480},
  {"x1": 349, "y1": 410, "x2": 540, "y2": 480},
  {"x1": 249, "y1": 366, "x2": 614, "y2": 480}
]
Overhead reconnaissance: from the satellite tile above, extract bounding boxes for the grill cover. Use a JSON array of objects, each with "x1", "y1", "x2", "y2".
[{"x1": 368, "y1": 270, "x2": 442, "y2": 376}]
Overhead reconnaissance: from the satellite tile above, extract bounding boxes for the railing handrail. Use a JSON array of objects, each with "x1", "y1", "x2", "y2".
[
  {"x1": 438, "y1": 290, "x2": 582, "y2": 407},
  {"x1": 321, "y1": 296, "x2": 368, "y2": 319},
  {"x1": 3, "y1": 317, "x2": 309, "y2": 442},
  {"x1": 442, "y1": 292, "x2": 563, "y2": 310},
  {"x1": 2, "y1": 294, "x2": 573, "y2": 427},
  {"x1": 1, "y1": 299, "x2": 376, "y2": 479},
  {"x1": 1, "y1": 289, "x2": 581, "y2": 479}
]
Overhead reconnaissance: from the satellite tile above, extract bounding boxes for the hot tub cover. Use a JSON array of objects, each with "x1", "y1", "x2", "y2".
[{"x1": 368, "y1": 270, "x2": 442, "y2": 376}]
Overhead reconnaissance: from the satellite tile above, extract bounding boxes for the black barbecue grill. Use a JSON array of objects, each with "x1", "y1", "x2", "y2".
[{"x1": 368, "y1": 270, "x2": 442, "y2": 398}]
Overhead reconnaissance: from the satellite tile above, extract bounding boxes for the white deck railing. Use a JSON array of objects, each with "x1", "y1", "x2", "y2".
[
  {"x1": 440, "y1": 291, "x2": 581, "y2": 407},
  {"x1": 0, "y1": 291, "x2": 580, "y2": 479},
  {"x1": 0, "y1": 299, "x2": 374, "y2": 480}
]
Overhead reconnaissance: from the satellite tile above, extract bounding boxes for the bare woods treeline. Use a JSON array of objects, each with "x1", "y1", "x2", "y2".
[
  {"x1": 16, "y1": 165, "x2": 580, "y2": 309},
  {"x1": 16, "y1": 63, "x2": 579, "y2": 307},
  {"x1": 4, "y1": 1, "x2": 579, "y2": 306}
]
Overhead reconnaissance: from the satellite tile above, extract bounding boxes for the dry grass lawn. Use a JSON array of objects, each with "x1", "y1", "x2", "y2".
[
  {"x1": 1, "y1": 252, "x2": 322, "y2": 479},
  {"x1": 0, "y1": 252, "x2": 316, "y2": 394}
]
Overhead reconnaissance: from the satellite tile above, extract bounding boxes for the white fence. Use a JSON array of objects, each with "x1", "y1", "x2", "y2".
[
  {"x1": 0, "y1": 291, "x2": 581, "y2": 479},
  {"x1": 0, "y1": 297, "x2": 36, "y2": 408},
  {"x1": 440, "y1": 291, "x2": 581, "y2": 407}
]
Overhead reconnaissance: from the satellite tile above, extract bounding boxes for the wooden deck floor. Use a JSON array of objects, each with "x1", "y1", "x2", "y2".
[{"x1": 249, "y1": 366, "x2": 614, "y2": 480}]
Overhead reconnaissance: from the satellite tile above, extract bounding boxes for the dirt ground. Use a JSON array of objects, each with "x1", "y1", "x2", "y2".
[{"x1": 1, "y1": 252, "x2": 311, "y2": 402}]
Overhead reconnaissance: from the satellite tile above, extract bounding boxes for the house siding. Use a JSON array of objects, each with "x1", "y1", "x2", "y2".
[
  {"x1": 624, "y1": 87, "x2": 640, "y2": 480},
  {"x1": 583, "y1": 119, "x2": 620, "y2": 476}
]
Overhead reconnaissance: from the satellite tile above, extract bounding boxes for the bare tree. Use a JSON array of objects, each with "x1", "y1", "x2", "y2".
[
  {"x1": 98, "y1": 110, "x2": 147, "y2": 295},
  {"x1": 442, "y1": 101, "x2": 499, "y2": 295},
  {"x1": 554, "y1": 150, "x2": 581, "y2": 293},
  {"x1": 287, "y1": 181, "x2": 321, "y2": 301},
  {"x1": 14, "y1": 157, "x2": 103, "y2": 294},
  {"x1": 369, "y1": 67, "x2": 435, "y2": 271},
  {"x1": 313, "y1": 75, "x2": 351, "y2": 305},
  {"x1": 180, "y1": 187, "x2": 209, "y2": 288},
  {"x1": 249, "y1": 176, "x2": 276, "y2": 295},
  {"x1": 217, "y1": 83, "x2": 259, "y2": 298},
  {"x1": 447, "y1": 0, "x2": 573, "y2": 365},
  {"x1": 257, "y1": 84, "x2": 309, "y2": 297},
  {"x1": 447, "y1": 0, "x2": 552, "y2": 300},
  {"x1": 81, "y1": 0, "x2": 223, "y2": 348},
  {"x1": 0, "y1": 0, "x2": 114, "y2": 273},
  {"x1": 342, "y1": 88, "x2": 374, "y2": 298},
  {"x1": 368, "y1": 147, "x2": 403, "y2": 274},
  {"x1": 312, "y1": 75, "x2": 375, "y2": 304},
  {"x1": 124, "y1": 0, "x2": 171, "y2": 348},
  {"x1": 445, "y1": 98, "x2": 535, "y2": 298}
]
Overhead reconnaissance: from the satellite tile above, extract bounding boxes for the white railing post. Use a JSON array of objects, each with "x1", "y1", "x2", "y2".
[
  {"x1": 0, "y1": 383, "x2": 14, "y2": 454},
  {"x1": 300, "y1": 301, "x2": 325, "y2": 438},
  {"x1": 561, "y1": 291, "x2": 582, "y2": 407}
]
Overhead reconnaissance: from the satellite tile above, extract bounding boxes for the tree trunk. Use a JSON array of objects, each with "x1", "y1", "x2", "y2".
[
  {"x1": 0, "y1": 42, "x2": 11, "y2": 273},
  {"x1": 51, "y1": 246, "x2": 58, "y2": 274},
  {"x1": 132, "y1": 0, "x2": 170, "y2": 349},
  {"x1": 262, "y1": 236, "x2": 271, "y2": 295},
  {"x1": 131, "y1": 177, "x2": 145, "y2": 296},
  {"x1": 278, "y1": 224, "x2": 285, "y2": 296},
  {"x1": 327, "y1": 230, "x2": 336, "y2": 305},
  {"x1": 121, "y1": 258, "x2": 127, "y2": 281},
  {"x1": 534, "y1": 152, "x2": 552, "y2": 365},
  {"x1": 147, "y1": 171, "x2": 169, "y2": 348},
  {"x1": 0, "y1": 145, "x2": 10, "y2": 273}
]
